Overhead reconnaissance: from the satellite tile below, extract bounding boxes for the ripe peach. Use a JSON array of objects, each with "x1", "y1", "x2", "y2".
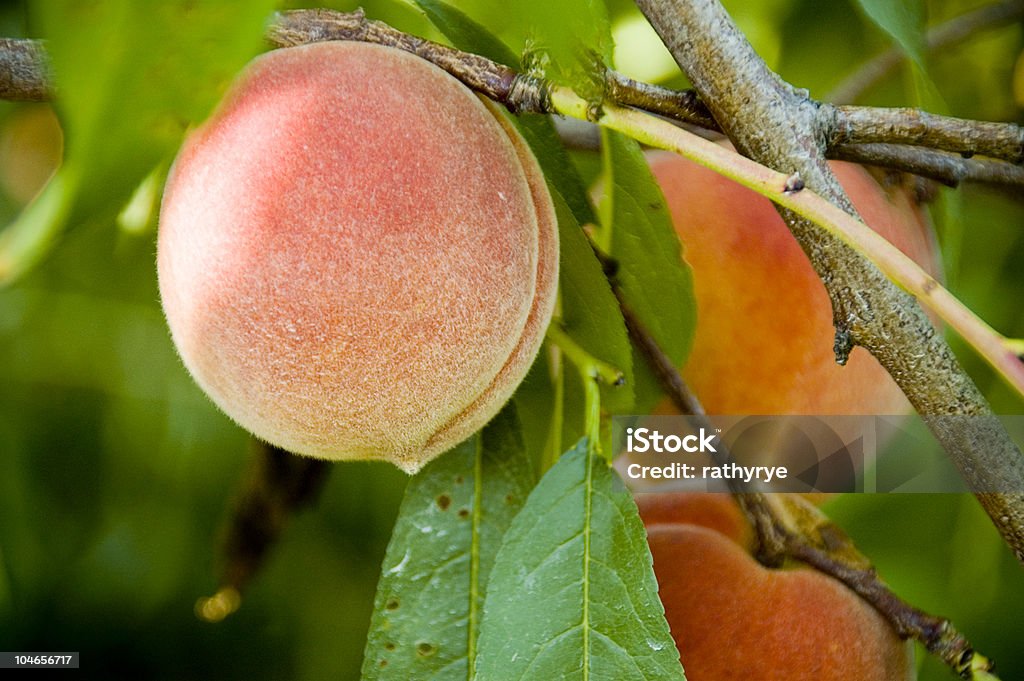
[
  {"x1": 158, "y1": 42, "x2": 558, "y2": 472},
  {"x1": 642, "y1": 494, "x2": 913, "y2": 681},
  {"x1": 646, "y1": 150, "x2": 940, "y2": 415},
  {"x1": 637, "y1": 491, "x2": 750, "y2": 546}
]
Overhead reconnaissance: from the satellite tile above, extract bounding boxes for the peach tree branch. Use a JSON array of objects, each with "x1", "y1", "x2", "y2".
[
  {"x1": 634, "y1": 0, "x2": 1024, "y2": 566},
  {"x1": 600, "y1": 73, "x2": 1024, "y2": 190},
  {"x1": 267, "y1": 8, "x2": 551, "y2": 114},
  {"x1": 827, "y1": 105, "x2": 1024, "y2": 165},
  {"x1": 2, "y1": 13, "x2": 1021, "y2": 189},
  {"x1": 832, "y1": 142, "x2": 1024, "y2": 190},
  {"x1": 755, "y1": 494, "x2": 999, "y2": 681},
  {"x1": 604, "y1": 69, "x2": 717, "y2": 130},
  {"x1": 599, "y1": 76, "x2": 1024, "y2": 190},
  {"x1": 0, "y1": 38, "x2": 49, "y2": 101}
]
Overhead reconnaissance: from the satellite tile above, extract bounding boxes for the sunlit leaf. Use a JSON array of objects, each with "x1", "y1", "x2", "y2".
[{"x1": 441, "y1": 0, "x2": 611, "y2": 93}]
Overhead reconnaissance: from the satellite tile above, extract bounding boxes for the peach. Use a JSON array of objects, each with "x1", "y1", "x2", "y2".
[
  {"x1": 648, "y1": 524, "x2": 914, "y2": 680},
  {"x1": 157, "y1": 42, "x2": 558, "y2": 472},
  {"x1": 643, "y1": 498, "x2": 914, "y2": 681},
  {"x1": 646, "y1": 150, "x2": 940, "y2": 415},
  {"x1": 637, "y1": 491, "x2": 751, "y2": 546}
]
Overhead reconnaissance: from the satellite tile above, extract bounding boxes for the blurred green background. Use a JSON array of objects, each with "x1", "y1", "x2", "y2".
[{"x1": 0, "y1": 0, "x2": 1022, "y2": 679}]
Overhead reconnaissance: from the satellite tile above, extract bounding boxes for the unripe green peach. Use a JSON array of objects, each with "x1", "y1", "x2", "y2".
[
  {"x1": 646, "y1": 149, "x2": 940, "y2": 416},
  {"x1": 641, "y1": 493, "x2": 914, "y2": 681},
  {"x1": 158, "y1": 42, "x2": 558, "y2": 472}
]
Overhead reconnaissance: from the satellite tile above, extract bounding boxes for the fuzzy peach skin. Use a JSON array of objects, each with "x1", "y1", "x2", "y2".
[
  {"x1": 637, "y1": 491, "x2": 751, "y2": 546},
  {"x1": 158, "y1": 42, "x2": 558, "y2": 472},
  {"x1": 647, "y1": 523, "x2": 914, "y2": 681},
  {"x1": 647, "y1": 150, "x2": 940, "y2": 416},
  {"x1": 636, "y1": 491, "x2": 830, "y2": 546}
]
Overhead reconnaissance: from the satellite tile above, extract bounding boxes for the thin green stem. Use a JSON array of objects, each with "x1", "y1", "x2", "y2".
[
  {"x1": 549, "y1": 87, "x2": 1024, "y2": 402},
  {"x1": 545, "y1": 324, "x2": 619, "y2": 460},
  {"x1": 579, "y1": 368, "x2": 602, "y2": 459},
  {"x1": 545, "y1": 324, "x2": 625, "y2": 387}
]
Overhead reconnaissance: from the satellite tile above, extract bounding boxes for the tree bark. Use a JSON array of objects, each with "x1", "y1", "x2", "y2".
[{"x1": 635, "y1": 0, "x2": 1024, "y2": 563}]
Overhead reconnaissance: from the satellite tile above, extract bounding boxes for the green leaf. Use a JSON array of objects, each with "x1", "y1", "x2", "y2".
[
  {"x1": 437, "y1": 0, "x2": 611, "y2": 94},
  {"x1": 555, "y1": 191, "x2": 633, "y2": 412},
  {"x1": 0, "y1": 0, "x2": 274, "y2": 285},
  {"x1": 515, "y1": 119, "x2": 597, "y2": 228},
  {"x1": 516, "y1": 0, "x2": 612, "y2": 91},
  {"x1": 599, "y1": 130, "x2": 695, "y2": 412},
  {"x1": 853, "y1": 0, "x2": 926, "y2": 66},
  {"x1": 362, "y1": 405, "x2": 534, "y2": 680},
  {"x1": 413, "y1": 0, "x2": 519, "y2": 67},
  {"x1": 475, "y1": 439, "x2": 685, "y2": 680}
]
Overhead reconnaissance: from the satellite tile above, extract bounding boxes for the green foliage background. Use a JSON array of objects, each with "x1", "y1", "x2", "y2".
[{"x1": 0, "y1": 0, "x2": 1022, "y2": 679}]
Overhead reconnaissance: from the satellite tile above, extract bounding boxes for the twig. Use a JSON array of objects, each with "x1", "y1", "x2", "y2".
[
  {"x1": 554, "y1": 89, "x2": 1024, "y2": 403},
  {"x1": 829, "y1": 105, "x2": 1024, "y2": 165},
  {"x1": 608, "y1": 228, "x2": 1001, "y2": 677},
  {"x1": 613, "y1": 288, "x2": 702, "y2": 417},
  {"x1": 268, "y1": 8, "x2": 549, "y2": 115},
  {"x1": 553, "y1": 113, "x2": 1024, "y2": 192},
  {"x1": 546, "y1": 323, "x2": 623, "y2": 458},
  {"x1": 195, "y1": 440, "x2": 331, "y2": 622},
  {"x1": 1, "y1": 14, "x2": 1021, "y2": 191},
  {"x1": 829, "y1": 0, "x2": 1024, "y2": 104},
  {"x1": 616, "y1": 272, "x2": 999, "y2": 678},
  {"x1": 755, "y1": 494, "x2": 998, "y2": 680},
  {"x1": 833, "y1": 142, "x2": 1024, "y2": 189},
  {"x1": 546, "y1": 322, "x2": 625, "y2": 388},
  {"x1": 604, "y1": 70, "x2": 716, "y2": 129},
  {"x1": 0, "y1": 38, "x2": 49, "y2": 101}
]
